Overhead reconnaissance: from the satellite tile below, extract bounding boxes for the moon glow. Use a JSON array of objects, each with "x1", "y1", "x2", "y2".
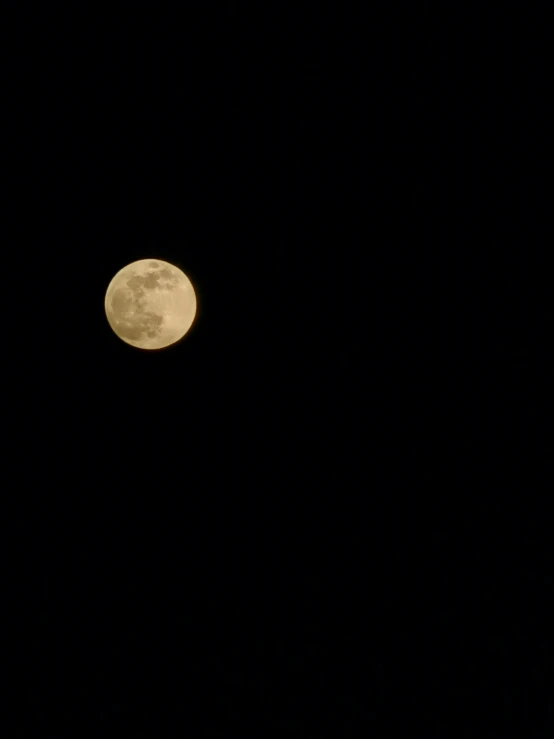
[{"x1": 105, "y1": 259, "x2": 197, "y2": 350}]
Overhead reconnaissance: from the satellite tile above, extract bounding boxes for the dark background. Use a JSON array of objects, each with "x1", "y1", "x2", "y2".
[{"x1": 3, "y1": 2, "x2": 553, "y2": 736}]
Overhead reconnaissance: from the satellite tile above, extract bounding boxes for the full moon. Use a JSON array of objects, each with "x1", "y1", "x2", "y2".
[{"x1": 105, "y1": 259, "x2": 197, "y2": 350}]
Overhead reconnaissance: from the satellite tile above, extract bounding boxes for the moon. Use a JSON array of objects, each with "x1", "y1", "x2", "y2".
[{"x1": 105, "y1": 259, "x2": 197, "y2": 350}]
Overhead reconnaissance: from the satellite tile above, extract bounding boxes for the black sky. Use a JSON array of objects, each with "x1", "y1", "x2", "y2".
[{"x1": 3, "y1": 3, "x2": 553, "y2": 736}]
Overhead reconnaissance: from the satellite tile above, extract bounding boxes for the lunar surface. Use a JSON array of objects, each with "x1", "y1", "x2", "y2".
[{"x1": 105, "y1": 259, "x2": 197, "y2": 349}]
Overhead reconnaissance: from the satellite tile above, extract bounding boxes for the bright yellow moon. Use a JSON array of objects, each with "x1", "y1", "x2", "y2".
[{"x1": 105, "y1": 259, "x2": 197, "y2": 350}]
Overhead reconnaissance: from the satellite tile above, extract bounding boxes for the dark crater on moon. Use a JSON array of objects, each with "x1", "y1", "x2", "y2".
[
  {"x1": 126, "y1": 268, "x2": 178, "y2": 293},
  {"x1": 117, "y1": 310, "x2": 163, "y2": 341},
  {"x1": 126, "y1": 274, "x2": 149, "y2": 290}
]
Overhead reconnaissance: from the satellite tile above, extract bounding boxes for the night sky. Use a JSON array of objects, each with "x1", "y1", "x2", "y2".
[{"x1": 4, "y1": 3, "x2": 553, "y2": 736}]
